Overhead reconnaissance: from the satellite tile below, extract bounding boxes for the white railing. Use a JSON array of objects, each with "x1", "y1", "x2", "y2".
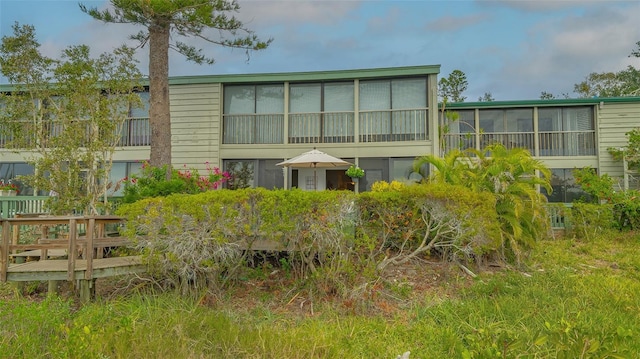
[
  {"x1": 538, "y1": 131, "x2": 596, "y2": 156},
  {"x1": 359, "y1": 109, "x2": 428, "y2": 143},
  {"x1": 288, "y1": 112, "x2": 354, "y2": 144},
  {"x1": 223, "y1": 114, "x2": 284, "y2": 144},
  {"x1": 0, "y1": 119, "x2": 151, "y2": 148},
  {"x1": 479, "y1": 132, "x2": 535, "y2": 153}
]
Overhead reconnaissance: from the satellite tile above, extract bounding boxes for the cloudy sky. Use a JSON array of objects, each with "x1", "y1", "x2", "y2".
[{"x1": 1, "y1": 0, "x2": 639, "y2": 101}]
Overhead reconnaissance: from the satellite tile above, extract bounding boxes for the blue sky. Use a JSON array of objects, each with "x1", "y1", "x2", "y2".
[{"x1": 1, "y1": 0, "x2": 639, "y2": 100}]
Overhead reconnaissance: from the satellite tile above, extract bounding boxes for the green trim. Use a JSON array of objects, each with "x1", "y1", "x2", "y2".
[
  {"x1": 445, "y1": 96, "x2": 640, "y2": 109},
  {"x1": 167, "y1": 65, "x2": 441, "y2": 85},
  {"x1": 1, "y1": 65, "x2": 440, "y2": 90}
]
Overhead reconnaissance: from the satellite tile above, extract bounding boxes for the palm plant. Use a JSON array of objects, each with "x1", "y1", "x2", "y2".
[{"x1": 414, "y1": 143, "x2": 552, "y2": 263}]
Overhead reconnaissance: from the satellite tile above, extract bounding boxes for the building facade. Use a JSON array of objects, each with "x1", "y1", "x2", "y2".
[{"x1": 1, "y1": 65, "x2": 639, "y2": 201}]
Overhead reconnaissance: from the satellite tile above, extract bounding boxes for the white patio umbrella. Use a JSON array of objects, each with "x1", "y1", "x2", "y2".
[{"x1": 277, "y1": 148, "x2": 352, "y2": 190}]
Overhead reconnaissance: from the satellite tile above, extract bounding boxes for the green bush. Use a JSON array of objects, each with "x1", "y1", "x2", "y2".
[
  {"x1": 122, "y1": 161, "x2": 230, "y2": 203},
  {"x1": 358, "y1": 183, "x2": 501, "y2": 268},
  {"x1": 568, "y1": 203, "x2": 615, "y2": 239}
]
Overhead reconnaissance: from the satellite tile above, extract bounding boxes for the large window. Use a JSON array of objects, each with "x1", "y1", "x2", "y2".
[
  {"x1": 355, "y1": 157, "x2": 425, "y2": 191},
  {"x1": 109, "y1": 162, "x2": 144, "y2": 196},
  {"x1": 0, "y1": 162, "x2": 35, "y2": 196},
  {"x1": 541, "y1": 168, "x2": 591, "y2": 203},
  {"x1": 359, "y1": 78, "x2": 428, "y2": 142},
  {"x1": 122, "y1": 91, "x2": 151, "y2": 146},
  {"x1": 288, "y1": 82, "x2": 354, "y2": 144},
  {"x1": 223, "y1": 85, "x2": 284, "y2": 144},
  {"x1": 443, "y1": 109, "x2": 476, "y2": 152},
  {"x1": 479, "y1": 108, "x2": 534, "y2": 152},
  {"x1": 223, "y1": 159, "x2": 284, "y2": 189},
  {"x1": 538, "y1": 106, "x2": 595, "y2": 156}
]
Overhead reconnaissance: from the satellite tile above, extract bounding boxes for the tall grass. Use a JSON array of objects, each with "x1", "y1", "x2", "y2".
[{"x1": 1, "y1": 232, "x2": 640, "y2": 358}]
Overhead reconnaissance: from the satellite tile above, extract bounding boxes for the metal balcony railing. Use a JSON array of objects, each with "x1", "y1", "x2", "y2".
[
  {"x1": 359, "y1": 109, "x2": 428, "y2": 143},
  {"x1": 288, "y1": 112, "x2": 354, "y2": 144},
  {"x1": 223, "y1": 114, "x2": 284, "y2": 144},
  {"x1": 538, "y1": 131, "x2": 596, "y2": 156}
]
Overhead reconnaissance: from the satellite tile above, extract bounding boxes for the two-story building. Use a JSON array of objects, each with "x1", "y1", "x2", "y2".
[{"x1": 1, "y1": 65, "x2": 639, "y2": 202}]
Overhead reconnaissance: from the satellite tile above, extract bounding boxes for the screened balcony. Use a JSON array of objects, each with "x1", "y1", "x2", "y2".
[
  {"x1": 539, "y1": 130, "x2": 596, "y2": 156},
  {"x1": 0, "y1": 118, "x2": 151, "y2": 148},
  {"x1": 359, "y1": 109, "x2": 428, "y2": 143},
  {"x1": 479, "y1": 132, "x2": 535, "y2": 153},
  {"x1": 288, "y1": 112, "x2": 354, "y2": 144},
  {"x1": 223, "y1": 114, "x2": 284, "y2": 144}
]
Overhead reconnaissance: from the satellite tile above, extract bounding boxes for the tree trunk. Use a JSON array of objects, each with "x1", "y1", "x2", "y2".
[{"x1": 148, "y1": 19, "x2": 171, "y2": 169}]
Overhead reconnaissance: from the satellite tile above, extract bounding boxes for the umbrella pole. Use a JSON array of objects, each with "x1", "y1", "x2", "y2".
[{"x1": 314, "y1": 163, "x2": 317, "y2": 190}]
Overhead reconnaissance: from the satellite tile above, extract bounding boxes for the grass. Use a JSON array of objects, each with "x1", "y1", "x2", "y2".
[{"x1": 1, "y1": 231, "x2": 640, "y2": 358}]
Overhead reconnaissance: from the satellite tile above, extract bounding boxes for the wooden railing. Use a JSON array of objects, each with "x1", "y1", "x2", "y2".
[{"x1": 0, "y1": 215, "x2": 135, "y2": 279}]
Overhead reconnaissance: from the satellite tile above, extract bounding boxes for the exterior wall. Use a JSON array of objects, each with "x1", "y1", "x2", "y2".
[
  {"x1": 597, "y1": 101, "x2": 640, "y2": 179},
  {"x1": 169, "y1": 83, "x2": 222, "y2": 171}
]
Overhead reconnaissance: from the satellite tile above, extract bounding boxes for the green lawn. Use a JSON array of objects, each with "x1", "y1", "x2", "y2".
[{"x1": 1, "y1": 231, "x2": 639, "y2": 358}]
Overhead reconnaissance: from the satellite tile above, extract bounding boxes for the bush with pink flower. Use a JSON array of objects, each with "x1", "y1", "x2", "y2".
[{"x1": 122, "y1": 161, "x2": 231, "y2": 203}]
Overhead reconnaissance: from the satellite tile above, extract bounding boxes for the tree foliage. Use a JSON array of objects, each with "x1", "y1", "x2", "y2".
[
  {"x1": 80, "y1": 0, "x2": 272, "y2": 168},
  {"x1": 477, "y1": 92, "x2": 494, "y2": 102},
  {"x1": 414, "y1": 144, "x2": 552, "y2": 263},
  {"x1": 573, "y1": 41, "x2": 640, "y2": 98},
  {"x1": 438, "y1": 69, "x2": 468, "y2": 102},
  {"x1": 608, "y1": 128, "x2": 640, "y2": 171},
  {"x1": 0, "y1": 22, "x2": 143, "y2": 214}
]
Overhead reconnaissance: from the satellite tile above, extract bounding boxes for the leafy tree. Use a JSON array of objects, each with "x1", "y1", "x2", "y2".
[
  {"x1": 0, "y1": 23, "x2": 142, "y2": 214},
  {"x1": 540, "y1": 91, "x2": 556, "y2": 100},
  {"x1": 438, "y1": 69, "x2": 468, "y2": 102},
  {"x1": 477, "y1": 92, "x2": 494, "y2": 102},
  {"x1": 574, "y1": 41, "x2": 640, "y2": 98},
  {"x1": 80, "y1": 0, "x2": 272, "y2": 168},
  {"x1": 414, "y1": 144, "x2": 552, "y2": 263},
  {"x1": 608, "y1": 128, "x2": 640, "y2": 172}
]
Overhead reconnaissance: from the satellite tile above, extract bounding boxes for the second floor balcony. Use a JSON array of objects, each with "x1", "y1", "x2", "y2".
[
  {"x1": 442, "y1": 129, "x2": 597, "y2": 157},
  {"x1": 223, "y1": 109, "x2": 429, "y2": 145}
]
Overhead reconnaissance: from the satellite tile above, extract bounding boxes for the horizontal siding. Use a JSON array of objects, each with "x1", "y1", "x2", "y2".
[
  {"x1": 598, "y1": 102, "x2": 640, "y2": 178},
  {"x1": 169, "y1": 82, "x2": 221, "y2": 171}
]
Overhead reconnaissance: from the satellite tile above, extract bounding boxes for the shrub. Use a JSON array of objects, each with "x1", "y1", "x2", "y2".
[
  {"x1": 121, "y1": 161, "x2": 230, "y2": 203},
  {"x1": 358, "y1": 182, "x2": 501, "y2": 270}
]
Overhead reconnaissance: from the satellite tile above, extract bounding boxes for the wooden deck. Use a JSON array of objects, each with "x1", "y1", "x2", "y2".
[
  {"x1": 6, "y1": 255, "x2": 144, "y2": 282},
  {"x1": 1, "y1": 215, "x2": 146, "y2": 300}
]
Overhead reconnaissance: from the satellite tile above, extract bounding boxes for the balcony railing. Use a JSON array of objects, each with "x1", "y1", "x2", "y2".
[
  {"x1": 479, "y1": 132, "x2": 535, "y2": 153},
  {"x1": 223, "y1": 114, "x2": 284, "y2": 144},
  {"x1": 119, "y1": 118, "x2": 150, "y2": 146},
  {"x1": 0, "y1": 119, "x2": 151, "y2": 148},
  {"x1": 359, "y1": 109, "x2": 427, "y2": 143},
  {"x1": 288, "y1": 112, "x2": 354, "y2": 144},
  {"x1": 443, "y1": 130, "x2": 597, "y2": 158},
  {"x1": 539, "y1": 131, "x2": 596, "y2": 156},
  {"x1": 442, "y1": 133, "x2": 477, "y2": 152}
]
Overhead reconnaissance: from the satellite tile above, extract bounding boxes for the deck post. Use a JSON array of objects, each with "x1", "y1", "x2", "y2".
[
  {"x1": 67, "y1": 218, "x2": 77, "y2": 282},
  {"x1": 79, "y1": 279, "x2": 94, "y2": 303},
  {"x1": 1, "y1": 219, "x2": 11, "y2": 282},
  {"x1": 47, "y1": 280, "x2": 59, "y2": 297},
  {"x1": 85, "y1": 218, "x2": 95, "y2": 280}
]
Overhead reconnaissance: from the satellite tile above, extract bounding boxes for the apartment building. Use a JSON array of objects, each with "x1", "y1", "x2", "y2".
[{"x1": 1, "y1": 65, "x2": 639, "y2": 201}]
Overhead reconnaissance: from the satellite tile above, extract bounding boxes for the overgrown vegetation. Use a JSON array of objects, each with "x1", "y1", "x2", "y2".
[
  {"x1": 414, "y1": 143, "x2": 552, "y2": 264},
  {"x1": 114, "y1": 183, "x2": 505, "y2": 296},
  {"x1": 0, "y1": 23, "x2": 142, "y2": 214},
  {"x1": 2, "y1": 231, "x2": 639, "y2": 358},
  {"x1": 121, "y1": 161, "x2": 230, "y2": 203}
]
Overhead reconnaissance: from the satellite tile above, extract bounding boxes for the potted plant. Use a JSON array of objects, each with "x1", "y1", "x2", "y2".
[
  {"x1": 345, "y1": 165, "x2": 365, "y2": 180},
  {"x1": 0, "y1": 182, "x2": 19, "y2": 196}
]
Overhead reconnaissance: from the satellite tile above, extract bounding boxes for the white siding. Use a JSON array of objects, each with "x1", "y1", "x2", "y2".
[
  {"x1": 169, "y1": 83, "x2": 222, "y2": 172},
  {"x1": 597, "y1": 102, "x2": 640, "y2": 179}
]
